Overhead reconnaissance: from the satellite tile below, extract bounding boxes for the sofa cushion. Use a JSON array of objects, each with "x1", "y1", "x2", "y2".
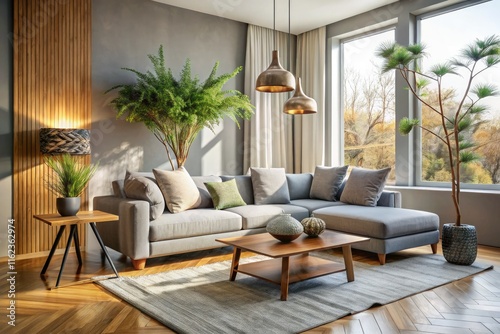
[
  {"x1": 220, "y1": 175, "x2": 254, "y2": 204},
  {"x1": 192, "y1": 175, "x2": 222, "y2": 208},
  {"x1": 123, "y1": 176, "x2": 165, "y2": 221},
  {"x1": 149, "y1": 209, "x2": 242, "y2": 241},
  {"x1": 225, "y1": 205, "x2": 284, "y2": 229},
  {"x1": 125, "y1": 170, "x2": 156, "y2": 181},
  {"x1": 271, "y1": 204, "x2": 310, "y2": 222},
  {"x1": 310, "y1": 165, "x2": 348, "y2": 201},
  {"x1": 205, "y1": 178, "x2": 247, "y2": 210},
  {"x1": 312, "y1": 206, "x2": 439, "y2": 239},
  {"x1": 290, "y1": 199, "x2": 347, "y2": 214},
  {"x1": 153, "y1": 167, "x2": 201, "y2": 213},
  {"x1": 286, "y1": 173, "x2": 313, "y2": 200},
  {"x1": 250, "y1": 167, "x2": 290, "y2": 204},
  {"x1": 340, "y1": 167, "x2": 391, "y2": 206}
]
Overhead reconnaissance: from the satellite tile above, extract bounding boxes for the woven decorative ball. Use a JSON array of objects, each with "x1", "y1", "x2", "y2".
[
  {"x1": 301, "y1": 217, "x2": 326, "y2": 237},
  {"x1": 266, "y1": 214, "x2": 304, "y2": 243}
]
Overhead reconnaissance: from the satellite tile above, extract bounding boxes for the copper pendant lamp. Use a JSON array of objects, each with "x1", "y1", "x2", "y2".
[
  {"x1": 255, "y1": 0, "x2": 295, "y2": 93},
  {"x1": 284, "y1": 77, "x2": 317, "y2": 114}
]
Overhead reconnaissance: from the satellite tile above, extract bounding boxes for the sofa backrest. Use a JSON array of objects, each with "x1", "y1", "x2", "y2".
[
  {"x1": 220, "y1": 175, "x2": 254, "y2": 204},
  {"x1": 286, "y1": 173, "x2": 313, "y2": 200}
]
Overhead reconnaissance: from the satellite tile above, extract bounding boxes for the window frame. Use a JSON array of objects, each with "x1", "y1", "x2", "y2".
[{"x1": 414, "y1": 0, "x2": 500, "y2": 191}]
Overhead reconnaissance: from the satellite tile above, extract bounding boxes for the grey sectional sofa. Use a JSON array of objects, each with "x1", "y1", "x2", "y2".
[{"x1": 94, "y1": 170, "x2": 439, "y2": 269}]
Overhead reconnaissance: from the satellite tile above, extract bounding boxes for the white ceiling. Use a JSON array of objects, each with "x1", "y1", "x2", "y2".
[{"x1": 152, "y1": 0, "x2": 399, "y2": 35}]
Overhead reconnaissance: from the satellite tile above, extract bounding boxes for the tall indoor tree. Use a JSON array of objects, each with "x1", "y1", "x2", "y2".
[
  {"x1": 377, "y1": 35, "x2": 500, "y2": 264},
  {"x1": 107, "y1": 46, "x2": 254, "y2": 170}
]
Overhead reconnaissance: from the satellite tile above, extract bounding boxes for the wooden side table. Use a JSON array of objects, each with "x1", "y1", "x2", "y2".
[{"x1": 33, "y1": 210, "x2": 120, "y2": 289}]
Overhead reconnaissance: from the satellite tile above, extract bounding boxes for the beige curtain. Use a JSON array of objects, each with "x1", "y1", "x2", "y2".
[
  {"x1": 293, "y1": 27, "x2": 326, "y2": 173},
  {"x1": 243, "y1": 25, "x2": 295, "y2": 172},
  {"x1": 243, "y1": 25, "x2": 325, "y2": 173}
]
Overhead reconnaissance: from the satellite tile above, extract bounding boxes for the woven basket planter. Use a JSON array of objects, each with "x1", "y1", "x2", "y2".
[{"x1": 442, "y1": 223, "x2": 477, "y2": 265}]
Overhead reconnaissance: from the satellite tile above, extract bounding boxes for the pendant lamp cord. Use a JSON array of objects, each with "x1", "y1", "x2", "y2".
[
  {"x1": 273, "y1": 0, "x2": 276, "y2": 50},
  {"x1": 288, "y1": 0, "x2": 291, "y2": 71}
]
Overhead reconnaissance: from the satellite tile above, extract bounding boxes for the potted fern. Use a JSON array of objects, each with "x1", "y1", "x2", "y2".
[
  {"x1": 377, "y1": 35, "x2": 500, "y2": 265},
  {"x1": 45, "y1": 154, "x2": 98, "y2": 216},
  {"x1": 106, "y1": 46, "x2": 254, "y2": 170}
]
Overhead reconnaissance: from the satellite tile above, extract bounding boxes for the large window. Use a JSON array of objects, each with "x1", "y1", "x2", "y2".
[
  {"x1": 342, "y1": 30, "x2": 395, "y2": 183},
  {"x1": 419, "y1": 0, "x2": 500, "y2": 186}
]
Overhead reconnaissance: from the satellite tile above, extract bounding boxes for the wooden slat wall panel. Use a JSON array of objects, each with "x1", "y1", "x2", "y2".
[{"x1": 13, "y1": 0, "x2": 92, "y2": 256}]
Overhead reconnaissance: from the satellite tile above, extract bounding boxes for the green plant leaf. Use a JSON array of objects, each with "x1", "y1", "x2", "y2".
[
  {"x1": 44, "y1": 154, "x2": 98, "y2": 198},
  {"x1": 399, "y1": 117, "x2": 419, "y2": 135},
  {"x1": 471, "y1": 84, "x2": 498, "y2": 99},
  {"x1": 459, "y1": 151, "x2": 480, "y2": 164},
  {"x1": 406, "y1": 43, "x2": 426, "y2": 56},
  {"x1": 459, "y1": 140, "x2": 475, "y2": 150},
  {"x1": 457, "y1": 117, "x2": 472, "y2": 132},
  {"x1": 429, "y1": 63, "x2": 458, "y2": 77}
]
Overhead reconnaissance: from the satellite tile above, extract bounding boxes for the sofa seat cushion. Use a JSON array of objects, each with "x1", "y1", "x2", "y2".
[
  {"x1": 225, "y1": 205, "x2": 284, "y2": 229},
  {"x1": 149, "y1": 209, "x2": 242, "y2": 242},
  {"x1": 312, "y1": 206, "x2": 439, "y2": 239},
  {"x1": 271, "y1": 204, "x2": 310, "y2": 222},
  {"x1": 290, "y1": 199, "x2": 347, "y2": 214}
]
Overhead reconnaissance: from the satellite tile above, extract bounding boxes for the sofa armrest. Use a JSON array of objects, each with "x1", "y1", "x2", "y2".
[
  {"x1": 93, "y1": 196, "x2": 150, "y2": 260},
  {"x1": 377, "y1": 191, "x2": 402, "y2": 208}
]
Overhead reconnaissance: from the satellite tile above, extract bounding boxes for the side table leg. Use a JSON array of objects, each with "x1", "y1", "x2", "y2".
[
  {"x1": 41, "y1": 225, "x2": 66, "y2": 275},
  {"x1": 90, "y1": 222, "x2": 119, "y2": 277},
  {"x1": 73, "y1": 226, "x2": 83, "y2": 266},
  {"x1": 230, "y1": 247, "x2": 242, "y2": 281},
  {"x1": 56, "y1": 225, "x2": 77, "y2": 287},
  {"x1": 342, "y1": 245, "x2": 355, "y2": 282},
  {"x1": 280, "y1": 257, "x2": 290, "y2": 301}
]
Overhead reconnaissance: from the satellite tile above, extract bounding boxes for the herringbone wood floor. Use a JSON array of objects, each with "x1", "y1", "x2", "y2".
[{"x1": 1, "y1": 243, "x2": 499, "y2": 333}]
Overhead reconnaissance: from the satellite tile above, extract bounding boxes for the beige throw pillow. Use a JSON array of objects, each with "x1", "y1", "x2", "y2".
[{"x1": 153, "y1": 167, "x2": 201, "y2": 213}]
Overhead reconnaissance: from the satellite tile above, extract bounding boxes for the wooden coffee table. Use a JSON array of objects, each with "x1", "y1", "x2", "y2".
[{"x1": 216, "y1": 230, "x2": 369, "y2": 300}]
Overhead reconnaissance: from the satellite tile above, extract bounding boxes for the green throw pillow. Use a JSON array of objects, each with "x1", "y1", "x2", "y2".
[{"x1": 205, "y1": 179, "x2": 247, "y2": 210}]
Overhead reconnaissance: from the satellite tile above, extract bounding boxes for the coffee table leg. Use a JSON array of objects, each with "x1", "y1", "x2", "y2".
[
  {"x1": 280, "y1": 256, "x2": 290, "y2": 301},
  {"x1": 342, "y1": 245, "x2": 355, "y2": 282},
  {"x1": 230, "y1": 247, "x2": 241, "y2": 281}
]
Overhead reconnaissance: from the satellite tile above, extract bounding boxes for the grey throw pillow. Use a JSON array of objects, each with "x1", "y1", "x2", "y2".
[
  {"x1": 250, "y1": 167, "x2": 290, "y2": 204},
  {"x1": 340, "y1": 167, "x2": 391, "y2": 206},
  {"x1": 123, "y1": 176, "x2": 165, "y2": 220},
  {"x1": 153, "y1": 167, "x2": 202, "y2": 213},
  {"x1": 310, "y1": 165, "x2": 348, "y2": 201}
]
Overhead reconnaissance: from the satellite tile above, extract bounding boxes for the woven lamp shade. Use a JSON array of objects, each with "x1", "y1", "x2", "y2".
[{"x1": 40, "y1": 128, "x2": 91, "y2": 155}]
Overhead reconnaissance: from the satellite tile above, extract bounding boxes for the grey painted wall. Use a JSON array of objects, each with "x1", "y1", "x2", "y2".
[
  {"x1": 90, "y1": 0, "x2": 248, "y2": 199},
  {"x1": 0, "y1": 0, "x2": 13, "y2": 258}
]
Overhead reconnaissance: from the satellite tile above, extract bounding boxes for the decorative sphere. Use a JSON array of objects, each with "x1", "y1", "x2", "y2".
[
  {"x1": 266, "y1": 214, "x2": 304, "y2": 243},
  {"x1": 301, "y1": 217, "x2": 326, "y2": 237}
]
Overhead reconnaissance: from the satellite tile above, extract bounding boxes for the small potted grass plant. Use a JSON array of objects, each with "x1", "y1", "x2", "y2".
[{"x1": 44, "y1": 153, "x2": 98, "y2": 216}]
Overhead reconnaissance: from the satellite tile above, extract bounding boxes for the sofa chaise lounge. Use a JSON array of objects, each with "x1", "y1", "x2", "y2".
[{"x1": 94, "y1": 167, "x2": 439, "y2": 269}]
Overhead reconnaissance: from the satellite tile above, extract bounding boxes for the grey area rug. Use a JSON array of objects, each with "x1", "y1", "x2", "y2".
[{"x1": 96, "y1": 253, "x2": 492, "y2": 334}]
